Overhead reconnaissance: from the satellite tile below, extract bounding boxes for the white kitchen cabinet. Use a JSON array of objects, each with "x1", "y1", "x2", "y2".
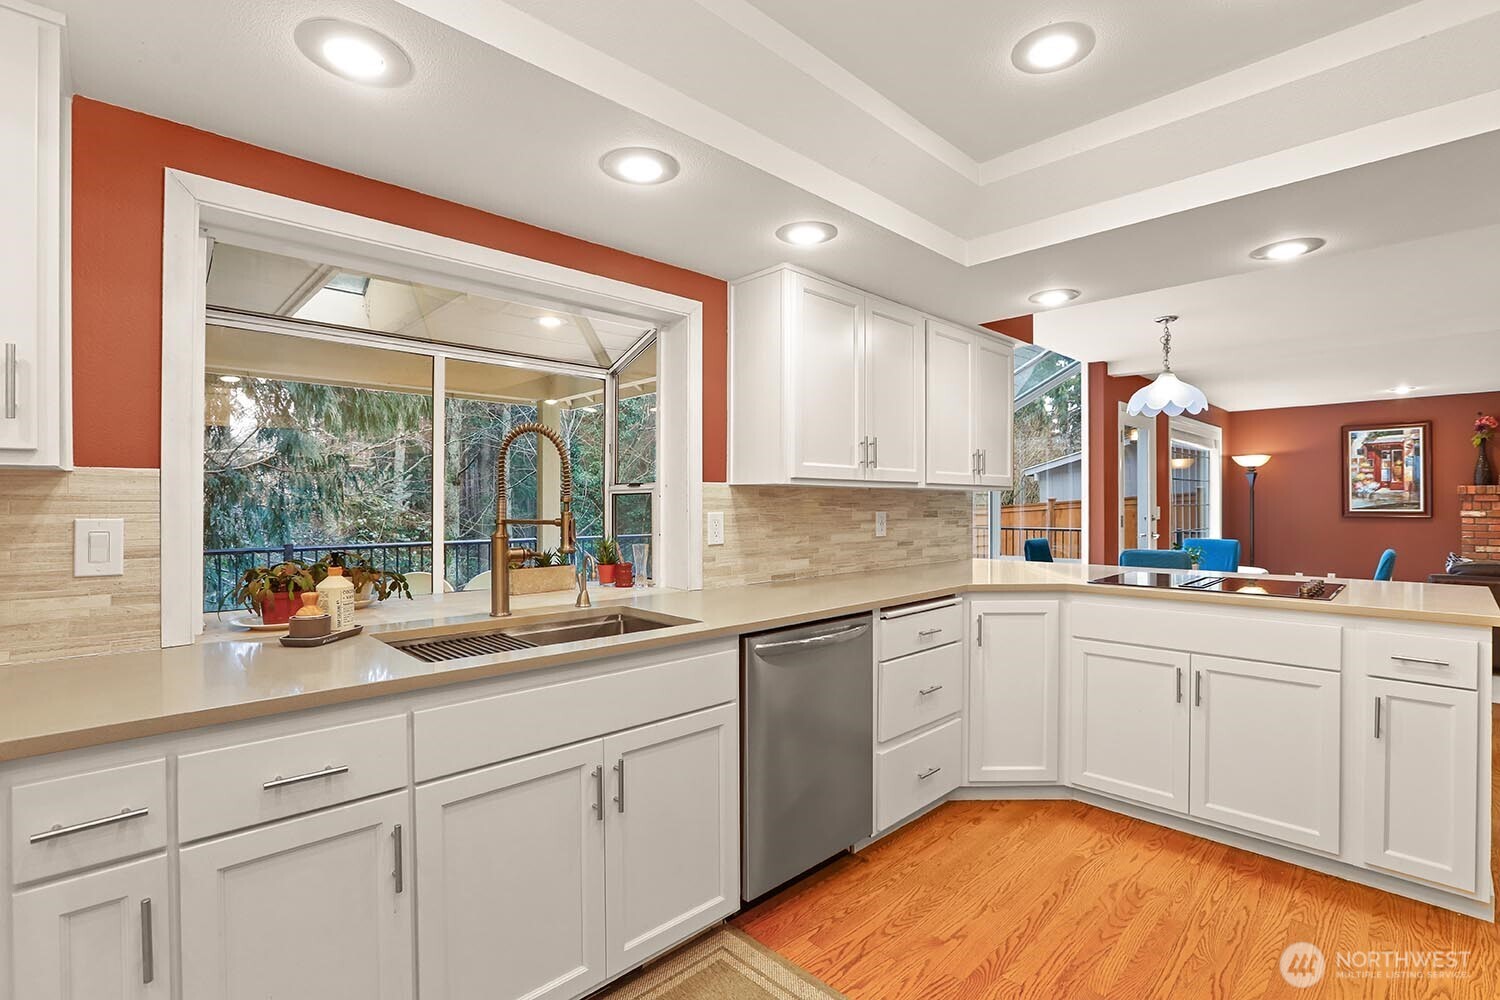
[
  {"x1": 789, "y1": 273, "x2": 865, "y2": 482},
  {"x1": 603, "y1": 704, "x2": 738, "y2": 975},
  {"x1": 0, "y1": 1, "x2": 67, "y2": 467},
  {"x1": 11, "y1": 855, "x2": 170, "y2": 1000},
  {"x1": 416, "y1": 741, "x2": 606, "y2": 1000},
  {"x1": 1069, "y1": 640, "x2": 1190, "y2": 813},
  {"x1": 1189, "y1": 655, "x2": 1340, "y2": 852},
  {"x1": 863, "y1": 295, "x2": 924, "y2": 483},
  {"x1": 180, "y1": 792, "x2": 412, "y2": 1000},
  {"x1": 1363, "y1": 678, "x2": 1478, "y2": 891},
  {"x1": 968, "y1": 600, "x2": 1058, "y2": 782},
  {"x1": 925, "y1": 320, "x2": 1013, "y2": 488}
]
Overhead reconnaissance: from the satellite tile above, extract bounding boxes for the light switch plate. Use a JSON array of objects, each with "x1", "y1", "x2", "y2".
[
  {"x1": 74, "y1": 518, "x2": 125, "y2": 577},
  {"x1": 875, "y1": 511, "x2": 888, "y2": 537},
  {"x1": 707, "y1": 511, "x2": 725, "y2": 546}
]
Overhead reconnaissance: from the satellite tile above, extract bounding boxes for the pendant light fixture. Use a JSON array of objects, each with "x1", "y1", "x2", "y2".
[{"x1": 1126, "y1": 315, "x2": 1208, "y2": 417}]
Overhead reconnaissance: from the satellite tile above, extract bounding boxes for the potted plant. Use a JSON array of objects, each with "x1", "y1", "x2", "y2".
[
  {"x1": 1172, "y1": 542, "x2": 1205, "y2": 569},
  {"x1": 328, "y1": 552, "x2": 412, "y2": 605},
  {"x1": 509, "y1": 548, "x2": 577, "y2": 595},
  {"x1": 233, "y1": 560, "x2": 317, "y2": 625},
  {"x1": 597, "y1": 537, "x2": 621, "y2": 585}
]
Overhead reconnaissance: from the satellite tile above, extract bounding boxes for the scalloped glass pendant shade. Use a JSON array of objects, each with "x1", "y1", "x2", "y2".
[{"x1": 1127, "y1": 371, "x2": 1208, "y2": 417}]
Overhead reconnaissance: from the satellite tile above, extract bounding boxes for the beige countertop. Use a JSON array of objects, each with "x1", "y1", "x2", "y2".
[{"x1": 3, "y1": 560, "x2": 1496, "y2": 763}]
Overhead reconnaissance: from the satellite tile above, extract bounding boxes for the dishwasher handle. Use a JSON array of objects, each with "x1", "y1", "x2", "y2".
[{"x1": 751, "y1": 623, "x2": 869, "y2": 656}]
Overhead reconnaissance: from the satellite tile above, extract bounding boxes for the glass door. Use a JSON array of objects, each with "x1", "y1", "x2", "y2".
[{"x1": 1119, "y1": 409, "x2": 1156, "y2": 553}]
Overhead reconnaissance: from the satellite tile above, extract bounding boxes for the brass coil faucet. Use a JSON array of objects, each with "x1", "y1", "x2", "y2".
[{"x1": 490, "y1": 422, "x2": 583, "y2": 616}]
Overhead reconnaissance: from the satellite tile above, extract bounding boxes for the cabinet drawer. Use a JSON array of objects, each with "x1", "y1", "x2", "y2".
[
  {"x1": 1365, "y1": 631, "x2": 1478, "y2": 690},
  {"x1": 11, "y1": 758, "x2": 168, "y2": 885},
  {"x1": 177, "y1": 715, "x2": 408, "y2": 843},
  {"x1": 875, "y1": 718, "x2": 961, "y2": 831},
  {"x1": 877, "y1": 643, "x2": 962, "y2": 742},
  {"x1": 878, "y1": 598, "x2": 962, "y2": 661}
]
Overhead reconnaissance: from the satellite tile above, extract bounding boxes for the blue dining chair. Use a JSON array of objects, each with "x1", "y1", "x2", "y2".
[
  {"x1": 1023, "y1": 538, "x2": 1054, "y2": 563},
  {"x1": 1195, "y1": 539, "x2": 1241, "y2": 573},
  {"x1": 1373, "y1": 548, "x2": 1397, "y2": 581},
  {"x1": 1119, "y1": 548, "x2": 1193, "y2": 570}
]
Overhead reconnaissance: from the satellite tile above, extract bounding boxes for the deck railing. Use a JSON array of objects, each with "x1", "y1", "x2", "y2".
[{"x1": 994, "y1": 526, "x2": 1083, "y2": 560}]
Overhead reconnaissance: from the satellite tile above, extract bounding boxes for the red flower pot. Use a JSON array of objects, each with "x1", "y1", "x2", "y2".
[
  {"x1": 257, "y1": 591, "x2": 296, "y2": 625},
  {"x1": 598, "y1": 563, "x2": 618, "y2": 585},
  {"x1": 614, "y1": 563, "x2": 634, "y2": 587}
]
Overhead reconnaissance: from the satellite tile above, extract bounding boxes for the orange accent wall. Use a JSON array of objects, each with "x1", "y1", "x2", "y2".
[
  {"x1": 982, "y1": 315, "x2": 1033, "y2": 344},
  {"x1": 1086, "y1": 363, "x2": 1231, "y2": 563},
  {"x1": 70, "y1": 98, "x2": 728, "y2": 477},
  {"x1": 1223, "y1": 393, "x2": 1500, "y2": 581}
]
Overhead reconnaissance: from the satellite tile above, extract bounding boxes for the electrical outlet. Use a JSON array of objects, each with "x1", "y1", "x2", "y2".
[
  {"x1": 707, "y1": 511, "x2": 726, "y2": 546},
  {"x1": 875, "y1": 511, "x2": 888, "y2": 538}
]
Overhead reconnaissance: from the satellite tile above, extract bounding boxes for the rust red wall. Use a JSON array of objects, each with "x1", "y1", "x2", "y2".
[
  {"x1": 982, "y1": 315, "x2": 1033, "y2": 344},
  {"x1": 70, "y1": 98, "x2": 729, "y2": 478},
  {"x1": 1223, "y1": 393, "x2": 1500, "y2": 581}
]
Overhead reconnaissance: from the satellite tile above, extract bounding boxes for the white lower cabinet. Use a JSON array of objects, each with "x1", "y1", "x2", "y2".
[
  {"x1": 1069, "y1": 640, "x2": 1190, "y2": 813},
  {"x1": 11, "y1": 855, "x2": 170, "y2": 1000},
  {"x1": 1190, "y1": 655, "x2": 1341, "y2": 853},
  {"x1": 1364, "y1": 678, "x2": 1478, "y2": 891},
  {"x1": 968, "y1": 600, "x2": 1058, "y2": 782},
  {"x1": 416, "y1": 741, "x2": 606, "y2": 1000},
  {"x1": 179, "y1": 792, "x2": 413, "y2": 1000},
  {"x1": 603, "y1": 704, "x2": 739, "y2": 976}
]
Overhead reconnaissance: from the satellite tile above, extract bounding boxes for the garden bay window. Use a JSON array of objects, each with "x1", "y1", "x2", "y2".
[{"x1": 202, "y1": 244, "x2": 658, "y2": 612}]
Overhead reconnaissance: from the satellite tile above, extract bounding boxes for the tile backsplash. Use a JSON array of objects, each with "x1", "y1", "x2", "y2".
[
  {"x1": 701, "y1": 484, "x2": 973, "y2": 588},
  {"x1": 0, "y1": 468, "x2": 161, "y2": 665}
]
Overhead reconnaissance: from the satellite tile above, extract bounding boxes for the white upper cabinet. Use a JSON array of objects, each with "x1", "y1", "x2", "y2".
[
  {"x1": 0, "y1": 1, "x2": 67, "y2": 467},
  {"x1": 925, "y1": 320, "x2": 1013, "y2": 488},
  {"x1": 731, "y1": 266, "x2": 1010, "y2": 488}
]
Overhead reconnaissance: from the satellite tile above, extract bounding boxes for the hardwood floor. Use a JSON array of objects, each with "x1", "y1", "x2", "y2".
[{"x1": 734, "y1": 707, "x2": 1500, "y2": 999}]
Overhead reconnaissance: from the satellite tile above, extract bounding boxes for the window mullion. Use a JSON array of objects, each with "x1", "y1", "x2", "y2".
[{"x1": 431, "y1": 355, "x2": 446, "y2": 585}]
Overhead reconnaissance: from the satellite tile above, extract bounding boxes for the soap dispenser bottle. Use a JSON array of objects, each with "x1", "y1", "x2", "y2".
[{"x1": 316, "y1": 553, "x2": 356, "y2": 632}]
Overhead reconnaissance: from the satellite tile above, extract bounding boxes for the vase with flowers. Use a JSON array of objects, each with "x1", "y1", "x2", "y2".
[{"x1": 1473, "y1": 413, "x2": 1498, "y2": 486}]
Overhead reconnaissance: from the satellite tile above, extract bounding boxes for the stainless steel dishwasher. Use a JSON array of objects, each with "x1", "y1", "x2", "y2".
[{"x1": 742, "y1": 614, "x2": 873, "y2": 900}]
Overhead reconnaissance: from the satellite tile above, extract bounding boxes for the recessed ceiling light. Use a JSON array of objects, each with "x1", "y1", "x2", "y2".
[
  {"x1": 1028, "y1": 288, "x2": 1080, "y2": 308},
  {"x1": 294, "y1": 19, "x2": 413, "y2": 87},
  {"x1": 1249, "y1": 237, "x2": 1327, "y2": 261},
  {"x1": 599, "y1": 147, "x2": 680, "y2": 185},
  {"x1": 775, "y1": 221, "x2": 838, "y2": 246},
  {"x1": 1389, "y1": 384, "x2": 1416, "y2": 395},
  {"x1": 1012, "y1": 23, "x2": 1096, "y2": 73},
  {"x1": 218, "y1": 375, "x2": 241, "y2": 384},
  {"x1": 535, "y1": 315, "x2": 565, "y2": 329}
]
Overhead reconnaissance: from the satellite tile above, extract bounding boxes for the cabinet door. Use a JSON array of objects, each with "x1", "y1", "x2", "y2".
[
  {"x1": 1069, "y1": 640, "x2": 1190, "y2": 813},
  {"x1": 973, "y1": 334, "x2": 1014, "y2": 489},
  {"x1": 789, "y1": 274, "x2": 865, "y2": 481},
  {"x1": 181, "y1": 793, "x2": 412, "y2": 1000},
  {"x1": 1190, "y1": 656, "x2": 1340, "y2": 852},
  {"x1": 12, "y1": 855, "x2": 170, "y2": 1000},
  {"x1": 968, "y1": 601, "x2": 1059, "y2": 782},
  {"x1": 1364, "y1": 679, "x2": 1478, "y2": 891},
  {"x1": 864, "y1": 296, "x2": 923, "y2": 484},
  {"x1": 925, "y1": 321, "x2": 976, "y2": 486},
  {"x1": 0, "y1": 5, "x2": 62, "y2": 459},
  {"x1": 416, "y1": 741, "x2": 607, "y2": 1000},
  {"x1": 603, "y1": 704, "x2": 738, "y2": 976}
]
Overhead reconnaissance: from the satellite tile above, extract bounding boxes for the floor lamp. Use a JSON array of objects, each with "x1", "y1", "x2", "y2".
[{"x1": 1232, "y1": 455, "x2": 1271, "y2": 565}]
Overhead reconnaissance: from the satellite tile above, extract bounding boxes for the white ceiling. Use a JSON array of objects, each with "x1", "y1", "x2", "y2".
[{"x1": 44, "y1": 0, "x2": 1500, "y2": 411}]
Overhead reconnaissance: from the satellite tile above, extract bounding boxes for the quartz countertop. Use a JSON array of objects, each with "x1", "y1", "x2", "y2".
[{"x1": 2, "y1": 560, "x2": 1496, "y2": 762}]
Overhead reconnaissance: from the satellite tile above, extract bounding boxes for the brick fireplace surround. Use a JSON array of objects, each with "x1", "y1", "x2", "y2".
[{"x1": 1458, "y1": 486, "x2": 1500, "y2": 559}]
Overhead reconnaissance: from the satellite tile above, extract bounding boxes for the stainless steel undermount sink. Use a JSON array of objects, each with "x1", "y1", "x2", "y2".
[{"x1": 380, "y1": 608, "x2": 699, "y2": 663}]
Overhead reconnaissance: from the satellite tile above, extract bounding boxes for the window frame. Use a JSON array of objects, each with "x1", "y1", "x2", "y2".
[{"x1": 1167, "y1": 414, "x2": 1224, "y2": 546}]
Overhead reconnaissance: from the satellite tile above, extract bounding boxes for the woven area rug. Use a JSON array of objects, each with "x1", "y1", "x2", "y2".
[{"x1": 594, "y1": 927, "x2": 845, "y2": 1000}]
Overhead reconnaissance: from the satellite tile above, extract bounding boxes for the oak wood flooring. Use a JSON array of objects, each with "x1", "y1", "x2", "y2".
[{"x1": 734, "y1": 706, "x2": 1500, "y2": 999}]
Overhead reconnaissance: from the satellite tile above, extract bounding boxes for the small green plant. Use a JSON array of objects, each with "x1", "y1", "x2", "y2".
[
  {"x1": 531, "y1": 548, "x2": 564, "y2": 568},
  {"x1": 1172, "y1": 541, "x2": 1205, "y2": 567},
  {"x1": 232, "y1": 560, "x2": 317, "y2": 612},
  {"x1": 597, "y1": 537, "x2": 622, "y2": 566},
  {"x1": 325, "y1": 552, "x2": 412, "y2": 601}
]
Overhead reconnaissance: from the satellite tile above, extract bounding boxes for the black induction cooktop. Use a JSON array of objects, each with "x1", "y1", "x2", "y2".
[{"x1": 1089, "y1": 571, "x2": 1347, "y2": 602}]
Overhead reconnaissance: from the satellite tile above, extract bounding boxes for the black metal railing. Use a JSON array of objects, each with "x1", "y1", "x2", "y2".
[{"x1": 996, "y1": 526, "x2": 1083, "y2": 560}]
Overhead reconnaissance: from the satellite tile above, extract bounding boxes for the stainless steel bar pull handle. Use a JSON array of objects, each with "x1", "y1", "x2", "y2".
[
  {"x1": 592, "y1": 765, "x2": 604, "y2": 820},
  {"x1": 918, "y1": 684, "x2": 944, "y2": 696},
  {"x1": 917, "y1": 766, "x2": 942, "y2": 780},
  {"x1": 1176, "y1": 667, "x2": 1183, "y2": 704},
  {"x1": 979, "y1": 449, "x2": 986, "y2": 475},
  {"x1": 392, "y1": 824, "x2": 404, "y2": 893},
  {"x1": 917, "y1": 627, "x2": 944, "y2": 637},
  {"x1": 870, "y1": 436, "x2": 878, "y2": 467},
  {"x1": 31, "y1": 806, "x2": 150, "y2": 844},
  {"x1": 262, "y1": 763, "x2": 349, "y2": 791},
  {"x1": 975, "y1": 614, "x2": 982, "y2": 646},
  {"x1": 614, "y1": 758, "x2": 625, "y2": 812},
  {"x1": 858, "y1": 438, "x2": 869, "y2": 467},
  {"x1": 140, "y1": 898, "x2": 154, "y2": 984},
  {"x1": 3, "y1": 343, "x2": 15, "y2": 419},
  {"x1": 1390, "y1": 655, "x2": 1448, "y2": 668},
  {"x1": 1374, "y1": 697, "x2": 1383, "y2": 739},
  {"x1": 1194, "y1": 670, "x2": 1203, "y2": 707}
]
